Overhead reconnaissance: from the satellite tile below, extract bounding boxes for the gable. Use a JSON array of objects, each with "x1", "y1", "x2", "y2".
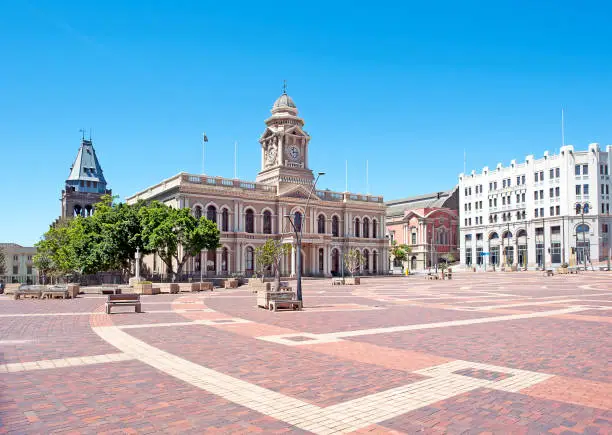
[{"x1": 278, "y1": 184, "x2": 319, "y2": 200}]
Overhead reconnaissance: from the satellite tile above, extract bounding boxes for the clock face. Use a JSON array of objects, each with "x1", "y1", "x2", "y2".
[{"x1": 288, "y1": 145, "x2": 300, "y2": 161}]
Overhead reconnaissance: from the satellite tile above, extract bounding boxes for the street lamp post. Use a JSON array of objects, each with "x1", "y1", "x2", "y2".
[{"x1": 285, "y1": 172, "x2": 325, "y2": 302}]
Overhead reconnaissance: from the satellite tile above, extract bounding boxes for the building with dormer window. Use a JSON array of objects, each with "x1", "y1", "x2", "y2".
[{"x1": 126, "y1": 89, "x2": 388, "y2": 278}]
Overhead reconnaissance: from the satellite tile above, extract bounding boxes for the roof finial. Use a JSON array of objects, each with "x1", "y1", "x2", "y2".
[
  {"x1": 79, "y1": 128, "x2": 86, "y2": 141},
  {"x1": 282, "y1": 79, "x2": 287, "y2": 95}
]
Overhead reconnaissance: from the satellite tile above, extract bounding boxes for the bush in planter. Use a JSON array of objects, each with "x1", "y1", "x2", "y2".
[{"x1": 560, "y1": 262, "x2": 569, "y2": 268}]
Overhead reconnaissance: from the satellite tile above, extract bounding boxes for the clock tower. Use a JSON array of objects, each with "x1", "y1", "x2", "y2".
[{"x1": 256, "y1": 86, "x2": 314, "y2": 188}]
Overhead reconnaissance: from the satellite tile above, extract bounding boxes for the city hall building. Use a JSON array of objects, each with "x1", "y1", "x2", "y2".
[
  {"x1": 458, "y1": 143, "x2": 612, "y2": 269},
  {"x1": 126, "y1": 90, "x2": 388, "y2": 278}
]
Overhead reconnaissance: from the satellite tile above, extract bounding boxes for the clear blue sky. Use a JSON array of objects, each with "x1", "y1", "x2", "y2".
[{"x1": 1, "y1": 1, "x2": 611, "y2": 246}]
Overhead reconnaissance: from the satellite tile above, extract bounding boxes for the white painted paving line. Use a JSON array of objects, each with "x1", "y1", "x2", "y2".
[
  {"x1": 463, "y1": 299, "x2": 582, "y2": 311},
  {"x1": 0, "y1": 340, "x2": 33, "y2": 345},
  {"x1": 0, "y1": 353, "x2": 133, "y2": 373},
  {"x1": 257, "y1": 306, "x2": 588, "y2": 344},
  {"x1": 91, "y1": 325, "x2": 552, "y2": 435},
  {"x1": 117, "y1": 318, "x2": 252, "y2": 329}
]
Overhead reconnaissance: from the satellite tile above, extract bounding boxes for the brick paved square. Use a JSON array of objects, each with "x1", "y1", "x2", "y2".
[{"x1": 0, "y1": 272, "x2": 610, "y2": 433}]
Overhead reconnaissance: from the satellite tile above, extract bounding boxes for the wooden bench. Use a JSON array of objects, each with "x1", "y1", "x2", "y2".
[
  {"x1": 101, "y1": 287, "x2": 121, "y2": 295},
  {"x1": 426, "y1": 273, "x2": 439, "y2": 280},
  {"x1": 568, "y1": 267, "x2": 578, "y2": 274},
  {"x1": 105, "y1": 294, "x2": 142, "y2": 314},
  {"x1": 544, "y1": 269, "x2": 554, "y2": 277},
  {"x1": 331, "y1": 278, "x2": 344, "y2": 285},
  {"x1": 269, "y1": 299, "x2": 302, "y2": 312}
]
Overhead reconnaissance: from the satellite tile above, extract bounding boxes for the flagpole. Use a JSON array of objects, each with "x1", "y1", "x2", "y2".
[
  {"x1": 345, "y1": 160, "x2": 348, "y2": 192},
  {"x1": 561, "y1": 109, "x2": 565, "y2": 148},
  {"x1": 234, "y1": 141, "x2": 238, "y2": 179},
  {"x1": 366, "y1": 160, "x2": 369, "y2": 195},
  {"x1": 202, "y1": 132, "x2": 206, "y2": 175}
]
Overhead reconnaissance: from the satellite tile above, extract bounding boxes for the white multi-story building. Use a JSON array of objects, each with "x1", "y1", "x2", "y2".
[{"x1": 459, "y1": 143, "x2": 612, "y2": 269}]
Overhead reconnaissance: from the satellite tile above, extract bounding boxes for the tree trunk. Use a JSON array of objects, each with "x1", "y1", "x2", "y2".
[{"x1": 273, "y1": 261, "x2": 281, "y2": 291}]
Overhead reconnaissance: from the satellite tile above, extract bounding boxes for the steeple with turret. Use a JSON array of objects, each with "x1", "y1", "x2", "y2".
[
  {"x1": 256, "y1": 83, "x2": 314, "y2": 187},
  {"x1": 61, "y1": 136, "x2": 111, "y2": 218}
]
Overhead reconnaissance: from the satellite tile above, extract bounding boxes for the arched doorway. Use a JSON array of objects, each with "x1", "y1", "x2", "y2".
[
  {"x1": 245, "y1": 247, "x2": 254, "y2": 275},
  {"x1": 363, "y1": 249, "x2": 370, "y2": 274},
  {"x1": 331, "y1": 248, "x2": 339, "y2": 275},
  {"x1": 489, "y1": 232, "x2": 500, "y2": 266},
  {"x1": 576, "y1": 224, "x2": 590, "y2": 265},
  {"x1": 221, "y1": 248, "x2": 229, "y2": 274},
  {"x1": 207, "y1": 250, "x2": 216, "y2": 274},
  {"x1": 517, "y1": 229, "x2": 527, "y2": 268},
  {"x1": 410, "y1": 256, "x2": 417, "y2": 270}
]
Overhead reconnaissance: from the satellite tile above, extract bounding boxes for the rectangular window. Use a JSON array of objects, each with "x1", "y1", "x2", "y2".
[
  {"x1": 535, "y1": 208, "x2": 539, "y2": 217},
  {"x1": 551, "y1": 242, "x2": 561, "y2": 264},
  {"x1": 555, "y1": 187, "x2": 560, "y2": 197},
  {"x1": 535, "y1": 172, "x2": 539, "y2": 182},
  {"x1": 549, "y1": 187, "x2": 554, "y2": 197},
  {"x1": 476, "y1": 233, "x2": 483, "y2": 240},
  {"x1": 468, "y1": 218, "x2": 472, "y2": 226},
  {"x1": 507, "y1": 178, "x2": 511, "y2": 187},
  {"x1": 600, "y1": 164, "x2": 604, "y2": 175},
  {"x1": 521, "y1": 175, "x2": 525, "y2": 184},
  {"x1": 556, "y1": 205, "x2": 560, "y2": 215},
  {"x1": 583, "y1": 164, "x2": 588, "y2": 175},
  {"x1": 479, "y1": 201, "x2": 483, "y2": 208},
  {"x1": 602, "y1": 185, "x2": 606, "y2": 195},
  {"x1": 583, "y1": 184, "x2": 589, "y2": 194},
  {"x1": 465, "y1": 218, "x2": 468, "y2": 226},
  {"x1": 465, "y1": 248, "x2": 472, "y2": 266},
  {"x1": 13, "y1": 255, "x2": 18, "y2": 261},
  {"x1": 575, "y1": 164, "x2": 581, "y2": 175},
  {"x1": 521, "y1": 193, "x2": 525, "y2": 202},
  {"x1": 516, "y1": 194, "x2": 520, "y2": 203},
  {"x1": 494, "y1": 198, "x2": 497, "y2": 206},
  {"x1": 540, "y1": 171, "x2": 544, "y2": 180},
  {"x1": 555, "y1": 167, "x2": 560, "y2": 178},
  {"x1": 516, "y1": 176, "x2": 521, "y2": 185},
  {"x1": 489, "y1": 182, "x2": 493, "y2": 190},
  {"x1": 540, "y1": 207, "x2": 544, "y2": 217},
  {"x1": 534, "y1": 191, "x2": 538, "y2": 200},
  {"x1": 27, "y1": 266, "x2": 32, "y2": 275},
  {"x1": 549, "y1": 169, "x2": 554, "y2": 179},
  {"x1": 576, "y1": 185, "x2": 581, "y2": 195},
  {"x1": 502, "y1": 197, "x2": 506, "y2": 205},
  {"x1": 489, "y1": 198, "x2": 492, "y2": 207},
  {"x1": 494, "y1": 182, "x2": 497, "y2": 190},
  {"x1": 13, "y1": 265, "x2": 18, "y2": 274},
  {"x1": 550, "y1": 206, "x2": 554, "y2": 216},
  {"x1": 469, "y1": 187, "x2": 472, "y2": 195},
  {"x1": 503, "y1": 179, "x2": 506, "y2": 188}
]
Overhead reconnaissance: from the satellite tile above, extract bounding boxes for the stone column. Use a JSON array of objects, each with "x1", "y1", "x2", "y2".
[
  {"x1": 216, "y1": 250, "x2": 222, "y2": 276},
  {"x1": 324, "y1": 245, "x2": 329, "y2": 276}
]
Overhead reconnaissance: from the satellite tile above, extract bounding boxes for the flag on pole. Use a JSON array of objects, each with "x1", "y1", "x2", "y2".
[{"x1": 203, "y1": 133, "x2": 208, "y2": 142}]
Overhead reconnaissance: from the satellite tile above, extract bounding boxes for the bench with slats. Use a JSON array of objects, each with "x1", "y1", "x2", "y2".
[{"x1": 105, "y1": 294, "x2": 142, "y2": 314}]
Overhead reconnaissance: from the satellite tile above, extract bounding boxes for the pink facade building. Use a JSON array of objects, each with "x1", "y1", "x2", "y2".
[{"x1": 385, "y1": 189, "x2": 459, "y2": 271}]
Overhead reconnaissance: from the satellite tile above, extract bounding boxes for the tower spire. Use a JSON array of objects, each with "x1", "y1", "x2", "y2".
[{"x1": 282, "y1": 79, "x2": 287, "y2": 95}]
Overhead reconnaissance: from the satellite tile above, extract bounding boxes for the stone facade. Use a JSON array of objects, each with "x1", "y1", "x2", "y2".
[
  {"x1": 0, "y1": 243, "x2": 38, "y2": 284},
  {"x1": 126, "y1": 90, "x2": 388, "y2": 278},
  {"x1": 386, "y1": 190, "x2": 459, "y2": 271},
  {"x1": 459, "y1": 144, "x2": 612, "y2": 269}
]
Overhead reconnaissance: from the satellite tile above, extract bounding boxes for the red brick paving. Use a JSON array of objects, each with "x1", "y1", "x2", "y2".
[
  {"x1": 0, "y1": 272, "x2": 610, "y2": 433},
  {"x1": 378, "y1": 388, "x2": 612, "y2": 434}
]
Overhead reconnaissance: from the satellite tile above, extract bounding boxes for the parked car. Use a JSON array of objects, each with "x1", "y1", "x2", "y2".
[{"x1": 0, "y1": 282, "x2": 4, "y2": 294}]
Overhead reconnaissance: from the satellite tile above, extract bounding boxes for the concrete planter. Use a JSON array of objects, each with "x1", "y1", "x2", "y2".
[
  {"x1": 134, "y1": 282, "x2": 152, "y2": 295},
  {"x1": 344, "y1": 277, "x2": 361, "y2": 285},
  {"x1": 67, "y1": 284, "x2": 80, "y2": 298},
  {"x1": 557, "y1": 267, "x2": 568, "y2": 275},
  {"x1": 199, "y1": 282, "x2": 213, "y2": 291},
  {"x1": 224, "y1": 279, "x2": 239, "y2": 289},
  {"x1": 168, "y1": 283, "x2": 179, "y2": 294}
]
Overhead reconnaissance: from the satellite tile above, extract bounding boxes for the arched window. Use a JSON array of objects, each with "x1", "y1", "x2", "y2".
[
  {"x1": 245, "y1": 247, "x2": 254, "y2": 273},
  {"x1": 294, "y1": 211, "x2": 302, "y2": 232},
  {"x1": 354, "y1": 218, "x2": 360, "y2": 237},
  {"x1": 207, "y1": 205, "x2": 217, "y2": 223},
  {"x1": 221, "y1": 247, "x2": 228, "y2": 273},
  {"x1": 372, "y1": 219, "x2": 378, "y2": 239},
  {"x1": 576, "y1": 224, "x2": 590, "y2": 233},
  {"x1": 332, "y1": 216, "x2": 339, "y2": 237},
  {"x1": 331, "y1": 248, "x2": 339, "y2": 275},
  {"x1": 245, "y1": 209, "x2": 254, "y2": 233},
  {"x1": 193, "y1": 206, "x2": 202, "y2": 219},
  {"x1": 373, "y1": 251, "x2": 378, "y2": 274},
  {"x1": 221, "y1": 209, "x2": 229, "y2": 232},
  {"x1": 317, "y1": 214, "x2": 325, "y2": 234},
  {"x1": 318, "y1": 248, "x2": 324, "y2": 273},
  {"x1": 263, "y1": 210, "x2": 272, "y2": 234},
  {"x1": 363, "y1": 249, "x2": 370, "y2": 271},
  {"x1": 363, "y1": 218, "x2": 370, "y2": 238}
]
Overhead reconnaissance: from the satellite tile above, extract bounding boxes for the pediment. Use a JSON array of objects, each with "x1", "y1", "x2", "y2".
[
  {"x1": 259, "y1": 128, "x2": 278, "y2": 142},
  {"x1": 278, "y1": 184, "x2": 320, "y2": 200},
  {"x1": 284, "y1": 125, "x2": 309, "y2": 138}
]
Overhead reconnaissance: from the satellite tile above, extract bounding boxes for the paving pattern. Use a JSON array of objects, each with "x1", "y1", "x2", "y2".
[{"x1": 0, "y1": 271, "x2": 611, "y2": 434}]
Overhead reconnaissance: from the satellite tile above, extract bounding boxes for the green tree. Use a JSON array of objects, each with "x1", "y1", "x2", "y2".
[
  {"x1": 0, "y1": 246, "x2": 5, "y2": 275},
  {"x1": 344, "y1": 249, "x2": 364, "y2": 277},
  {"x1": 139, "y1": 202, "x2": 220, "y2": 279},
  {"x1": 34, "y1": 219, "x2": 75, "y2": 279},
  {"x1": 390, "y1": 241, "x2": 411, "y2": 267},
  {"x1": 255, "y1": 239, "x2": 291, "y2": 290}
]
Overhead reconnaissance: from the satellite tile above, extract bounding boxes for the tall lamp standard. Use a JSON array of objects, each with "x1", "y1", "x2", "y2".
[
  {"x1": 285, "y1": 172, "x2": 325, "y2": 302},
  {"x1": 575, "y1": 202, "x2": 590, "y2": 269}
]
